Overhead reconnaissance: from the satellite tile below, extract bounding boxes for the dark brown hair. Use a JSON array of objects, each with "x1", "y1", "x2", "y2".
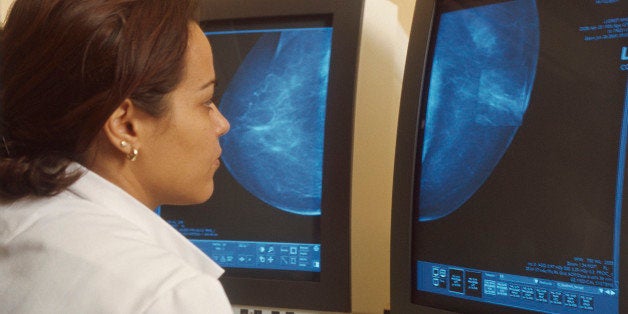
[{"x1": 0, "y1": 0, "x2": 198, "y2": 200}]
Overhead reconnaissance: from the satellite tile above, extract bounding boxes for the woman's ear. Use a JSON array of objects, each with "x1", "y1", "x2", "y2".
[{"x1": 102, "y1": 99, "x2": 141, "y2": 157}]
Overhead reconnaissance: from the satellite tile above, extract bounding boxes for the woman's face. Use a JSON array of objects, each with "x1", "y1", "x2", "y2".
[{"x1": 139, "y1": 23, "x2": 230, "y2": 206}]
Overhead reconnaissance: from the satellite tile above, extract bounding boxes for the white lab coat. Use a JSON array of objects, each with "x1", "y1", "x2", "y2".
[{"x1": 0, "y1": 164, "x2": 232, "y2": 313}]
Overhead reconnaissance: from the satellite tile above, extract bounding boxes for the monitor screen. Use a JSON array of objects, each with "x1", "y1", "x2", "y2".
[
  {"x1": 392, "y1": 0, "x2": 627, "y2": 313},
  {"x1": 159, "y1": 0, "x2": 363, "y2": 311}
]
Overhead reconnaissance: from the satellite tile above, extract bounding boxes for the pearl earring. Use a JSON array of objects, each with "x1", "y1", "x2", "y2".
[
  {"x1": 127, "y1": 148, "x2": 139, "y2": 162},
  {"x1": 120, "y1": 140, "x2": 138, "y2": 161}
]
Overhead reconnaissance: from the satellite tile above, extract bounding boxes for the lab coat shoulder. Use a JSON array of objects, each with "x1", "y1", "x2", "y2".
[
  {"x1": 0, "y1": 192, "x2": 230, "y2": 314},
  {"x1": 143, "y1": 274, "x2": 233, "y2": 314}
]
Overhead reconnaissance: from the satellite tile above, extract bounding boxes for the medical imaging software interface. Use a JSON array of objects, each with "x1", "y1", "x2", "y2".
[
  {"x1": 160, "y1": 23, "x2": 334, "y2": 280},
  {"x1": 413, "y1": 0, "x2": 626, "y2": 313}
]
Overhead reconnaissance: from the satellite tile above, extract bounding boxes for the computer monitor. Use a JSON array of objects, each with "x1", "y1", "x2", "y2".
[
  {"x1": 391, "y1": 0, "x2": 627, "y2": 313},
  {"x1": 159, "y1": 0, "x2": 363, "y2": 312}
]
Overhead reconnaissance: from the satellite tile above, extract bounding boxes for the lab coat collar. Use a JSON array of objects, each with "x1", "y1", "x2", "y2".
[{"x1": 66, "y1": 163, "x2": 225, "y2": 278}]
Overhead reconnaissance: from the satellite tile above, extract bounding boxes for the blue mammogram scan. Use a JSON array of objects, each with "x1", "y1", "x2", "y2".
[
  {"x1": 218, "y1": 28, "x2": 332, "y2": 216},
  {"x1": 419, "y1": 0, "x2": 540, "y2": 221}
]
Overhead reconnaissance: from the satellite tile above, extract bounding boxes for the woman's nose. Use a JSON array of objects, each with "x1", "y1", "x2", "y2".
[{"x1": 217, "y1": 110, "x2": 230, "y2": 136}]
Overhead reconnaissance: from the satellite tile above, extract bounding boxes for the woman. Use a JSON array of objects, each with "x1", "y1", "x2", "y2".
[{"x1": 0, "y1": 0, "x2": 232, "y2": 312}]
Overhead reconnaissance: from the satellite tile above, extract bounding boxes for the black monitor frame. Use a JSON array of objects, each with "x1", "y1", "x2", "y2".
[
  {"x1": 390, "y1": 0, "x2": 628, "y2": 313},
  {"x1": 390, "y1": 1, "x2": 440, "y2": 312},
  {"x1": 195, "y1": 0, "x2": 363, "y2": 312}
]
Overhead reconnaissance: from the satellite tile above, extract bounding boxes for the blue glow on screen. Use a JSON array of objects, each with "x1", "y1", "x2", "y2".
[
  {"x1": 210, "y1": 28, "x2": 332, "y2": 216},
  {"x1": 191, "y1": 239, "x2": 321, "y2": 272},
  {"x1": 416, "y1": 261, "x2": 619, "y2": 313},
  {"x1": 411, "y1": 0, "x2": 625, "y2": 312},
  {"x1": 418, "y1": 0, "x2": 540, "y2": 222}
]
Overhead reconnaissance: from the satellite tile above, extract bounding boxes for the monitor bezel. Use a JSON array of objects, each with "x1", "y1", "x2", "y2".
[
  {"x1": 197, "y1": 0, "x2": 363, "y2": 312},
  {"x1": 390, "y1": 0, "x2": 628, "y2": 313},
  {"x1": 390, "y1": 0, "x2": 438, "y2": 312}
]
